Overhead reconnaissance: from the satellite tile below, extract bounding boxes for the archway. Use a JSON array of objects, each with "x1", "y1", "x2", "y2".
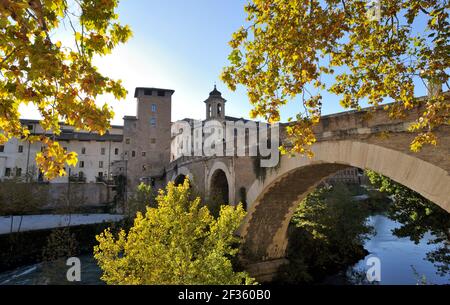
[
  {"x1": 210, "y1": 169, "x2": 229, "y2": 205},
  {"x1": 170, "y1": 166, "x2": 193, "y2": 186},
  {"x1": 174, "y1": 174, "x2": 187, "y2": 186},
  {"x1": 240, "y1": 140, "x2": 450, "y2": 262},
  {"x1": 206, "y1": 161, "x2": 235, "y2": 205}
]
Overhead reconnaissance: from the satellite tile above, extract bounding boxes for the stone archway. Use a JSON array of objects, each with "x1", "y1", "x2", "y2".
[
  {"x1": 170, "y1": 166, "x2": 193, "y2": 185},
  {"x1": 174, "y1": 174, "x2": 187, "y2": 186},
  {"x1": 239, "y1": 140, "x2": 450, "y2": 263},
  {"x1": 206, "y1": 161, "x2": 235, "y2": 205},
  {"x1": 209, "y1": 169, "x2": 229, "y2": 204}
]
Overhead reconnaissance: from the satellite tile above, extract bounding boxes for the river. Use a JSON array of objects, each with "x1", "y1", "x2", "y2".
[
  {"x1": 325, "y1": 215, "x2": 449, "y2": 285},
  {"x1": 0, "y1": 215, "x2": 448, "y2": 285}
]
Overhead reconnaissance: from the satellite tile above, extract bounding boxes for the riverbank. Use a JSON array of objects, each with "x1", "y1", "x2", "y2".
[
  {"x1": 0, "y1": 214, "x2": 124, "y2": 234},
  {"x1": 0, "y1": 221, "x2": 120, "y2": 273}
]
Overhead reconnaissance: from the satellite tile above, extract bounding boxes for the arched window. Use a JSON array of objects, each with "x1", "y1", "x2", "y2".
[
  {"x1": 208, "y1": 105, "x2": 212, "y2": 117},
  {"x1": 217, "y1": 103, "x2": 222, "y2": 116}
]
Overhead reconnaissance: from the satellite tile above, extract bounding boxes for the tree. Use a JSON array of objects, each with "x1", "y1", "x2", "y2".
[
  {"x1": 277, "y1": 184, "x2": 374, "y2": 283},
  {"x1": 0, "y1": 176, "x2": 48, "y2": 233},
  {"x1": 124, "y1": 182, "x2": 154, "y2": 220},
  {"x1": 0, "y1": 0, "x2": 131, "y2": 179},
  {"x1": 94, "y1": 179, "x2": 255, "y2": 285},
  {"x1": 222, "y1": 0, "x2": 449, "y2": 156},
  {"x1": 366, "y1": 170, "x2": 450, "y2": 275}
]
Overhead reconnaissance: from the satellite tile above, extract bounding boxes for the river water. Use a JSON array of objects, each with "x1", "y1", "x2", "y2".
[
  {"x1": 0, "y1": 215, "x2": 448, "y2": 285},
  {"x1": 332, "y1": 215, "x2": 450, "y2": 285}
]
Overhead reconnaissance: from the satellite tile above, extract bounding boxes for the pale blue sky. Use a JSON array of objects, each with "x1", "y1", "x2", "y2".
[{"x1": 20, "y1": 0, "x2": 430, "y2": 125}]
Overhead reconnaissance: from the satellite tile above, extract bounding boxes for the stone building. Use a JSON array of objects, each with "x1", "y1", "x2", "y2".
[
  {"x1": 325, "y1": 167, "x2": 369, "y2": 185},
  {"x1": 0, "y1": 87, "x2": 174, "y2": 197},
  {"x1": 119, "y1": 87, "x2": 173, "y2": 192},
  {"x1": 0, "y1": 120, "x2": 124, "y2": 183}
]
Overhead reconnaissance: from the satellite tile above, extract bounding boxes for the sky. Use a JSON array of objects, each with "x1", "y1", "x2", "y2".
[{"x1": 19, "y1": 0, "x2": 430, "y2": 126}]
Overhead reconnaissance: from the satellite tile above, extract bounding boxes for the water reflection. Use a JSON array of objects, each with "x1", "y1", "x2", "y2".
[{"x1": 348, "y1": 215, "x2": 449, "y2": 285}]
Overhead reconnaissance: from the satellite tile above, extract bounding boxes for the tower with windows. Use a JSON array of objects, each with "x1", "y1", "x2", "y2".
[
  {"x1": 123, "y1": 87, "x2": 174, "y2": 192},
  {"x1": 204, "y1": 85, "x2": 226, "y2": 120}
]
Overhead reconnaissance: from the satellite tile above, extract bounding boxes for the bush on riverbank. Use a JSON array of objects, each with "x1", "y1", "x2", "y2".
[{"x1": 94, "y1": 179, "x2": 254, "y2": 285}]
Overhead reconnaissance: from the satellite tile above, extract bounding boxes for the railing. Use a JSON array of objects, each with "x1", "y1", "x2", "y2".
[
  {"x1": 95, "y1": 176, "x2": 116, "y2": 185},
  {"x1": 69, "y1": 175, "x2": 86, "y2": 183}
]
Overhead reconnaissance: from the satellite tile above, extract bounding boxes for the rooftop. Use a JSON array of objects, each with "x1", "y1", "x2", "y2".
[{"x1": 134, "y1": 87, "x2": 175, "y2": 97}]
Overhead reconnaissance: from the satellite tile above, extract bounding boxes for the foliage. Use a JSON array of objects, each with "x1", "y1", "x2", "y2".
[
  {"x1": 223, "y1": 0, "x2": 449, "y2": 156},
  {"x1": 42, "y1": 227, "x2": 78, "y2": 262},
  {"x1": 0, "y1": 0, "x2": 131, "y2": 179},
  {"x1": 207, "y1": 187, "x2": 228, "y2": 218},
  {"x1": 38, "y1": 227, "x2": 79, "y2": 284},
  {"x1": 277, "y1": 184, "x2": 374, "y2": 283},
  {"x1": 366, "y1": 169, "x2": 450, "y2": 275},
  {"x1": 125, "y1": 182, "x2": 154, "y2": 220},
  {"x1": 0, "y1": 176, "x2": 48, "y2": 234},
  {"x1": 94, "y1": 178, "x2": 255, "y2": 285},
  {"x1": 0, "y1": 177, "x2": 48, "y2": 216}
]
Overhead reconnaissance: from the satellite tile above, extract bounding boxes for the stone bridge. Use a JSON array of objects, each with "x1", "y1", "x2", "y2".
[{"x1": 166, "y1": 103, "x2": 450, "y2": 281}]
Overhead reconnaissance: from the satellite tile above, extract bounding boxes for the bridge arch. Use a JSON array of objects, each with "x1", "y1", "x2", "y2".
[
  {"x1": 170, "y1": 166, "x2": 193, "y2": 185},
  {"x1": 206, "y1": 161, "x2": 235, "y2": 205},
  {"x1": 240, "y1": 140, "x2": 450, "y2": 262}
]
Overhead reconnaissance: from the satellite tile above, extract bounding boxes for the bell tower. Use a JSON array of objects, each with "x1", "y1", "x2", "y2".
[{"x1": 204, "y1": 85, "x2": 226, "y2": 120}]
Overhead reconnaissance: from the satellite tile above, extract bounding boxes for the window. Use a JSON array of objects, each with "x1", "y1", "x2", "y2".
[
  {"x1": 150, "y1": 138, "x2": 156, "y2": 144},
  {"x1": 99, "y1": 161, "x2": 104, "y2": 168},
  {"x1": 0, "y1": 145, "x2": 4, "y2": 152},
  {"x1": 41, "y1": 146, "x2": 45, "y2": 152},
  {"x1": 16, "y1": 168, "x2": 22, "y2": 177},
  {"x1": 98, "y1": 172, "x2": 103, "y2": 178},
  {"x1": 142, "y1": 151, "x2": 146, "y2": 157},
  {"x1": 101, "y1": 147, "x2": 106, "y2": 155},
  {"x1": 151, "y1": 104, "x2": 157, "y2": 112},
  {"x1": 218, "y1": 103, "x2": 222, "y2": 116},
  {"x1": 18, "y1": 145, "x2": 23, "y2": 153},
  {"x1": 81, "y1": 147, "x2": 86, "y2": 154},
  {"x1": 63, "y1": 147, "x2": 67, "y2": 152},
  {"x1": 157, "y1": 90, "x2": 165, "y2": 97},
  {"x1": 27, "y1": 124, "x2": 33, "y2": 131},
  {"x1": 150, "y1": 117, "x2": 156, "y2": 127},
  {"x1": 144, "y1": 89, "x2": 152, "y2": 96},
  {"x1": 5, "y1": 168, "x2": 11, "y2": 177},
  {"x1": 132, "y1": 151, "x2": 136, "y2": 157},
  {"x1": 125, "y1": 138, "x2": 130, "y2": 144},
  {"x1": 115, "y1": 148, "x2": 119, "y2": 155},
  {"x1": 79, "y1": 161, "x2": 85, "y2": 168}
]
